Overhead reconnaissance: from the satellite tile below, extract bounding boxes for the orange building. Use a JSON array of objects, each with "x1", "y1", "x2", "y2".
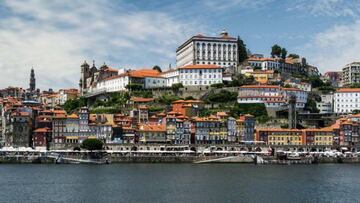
[{"x1": 171, "y1": 100, "x2": 203, "y2": 117}]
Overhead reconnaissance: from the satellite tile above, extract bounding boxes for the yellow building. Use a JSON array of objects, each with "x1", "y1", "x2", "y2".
[
  {"x1": 258, "y1": 129, "x2": 304, "y2": 146},
  {"x1": 309, "y1": 128, "x2": 333, "y2": 146},
  {"x1": 138, "y1": 124, "x2": 167, "y2": 143},
  {"x1": 244, "y1": 70, "x2": 274, "y2": 84}
]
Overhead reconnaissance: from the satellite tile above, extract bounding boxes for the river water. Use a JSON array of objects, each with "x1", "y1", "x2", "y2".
[{"x1": 1, "y1": 164, "x2": 360, "y2": 203}]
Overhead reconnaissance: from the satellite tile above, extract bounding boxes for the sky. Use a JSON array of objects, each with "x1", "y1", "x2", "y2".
[{"x1": 1, "y1": 0, "x2": 360, "y2": 90}]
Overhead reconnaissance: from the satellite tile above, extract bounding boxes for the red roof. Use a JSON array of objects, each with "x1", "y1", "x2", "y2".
[
  {"x1": 130, "y1": 97, "x2": 154, "y2": 102},
  {"x1": 240, "y1": 85, "x2": 280, "y2": 89},
  {"x1": 34, "y1": 127, "x2": 50, "y2": 133},
  {"x1": 336, "y1": 88, "x2": 360, "y2": 93}
]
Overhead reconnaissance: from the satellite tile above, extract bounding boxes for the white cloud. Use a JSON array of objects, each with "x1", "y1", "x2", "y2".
[
  {"x1": 0, "y1": 0, "x2": 202, "y2": 90},
  {"x1": 204, "y1": 0, "x2": 274, "y2": 10},
  {"x1": 287, "y1": 0, "x2": 360, "y2": 17},
  {"x1": 303, "y1": 21, "x2": 360, "y2": 73}
]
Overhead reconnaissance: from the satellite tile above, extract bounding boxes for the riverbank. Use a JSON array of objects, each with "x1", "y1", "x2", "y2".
[{"x1": 2, "y1": 154, "x2": 360, "y2": 164}]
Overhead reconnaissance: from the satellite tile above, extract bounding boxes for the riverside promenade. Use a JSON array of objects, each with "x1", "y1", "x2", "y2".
[{"x1": 1, "y1": 144, "x2": 360, "y2": 164}]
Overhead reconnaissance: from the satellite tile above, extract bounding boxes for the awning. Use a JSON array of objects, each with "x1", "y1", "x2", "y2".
[{"x1": 65, "y1": 136, "x2": 79, "y2": 140}]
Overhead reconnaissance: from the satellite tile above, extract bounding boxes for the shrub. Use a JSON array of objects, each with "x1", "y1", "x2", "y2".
[{"x1": 81, "y1": 139, "x2": 103, "y2": 151}]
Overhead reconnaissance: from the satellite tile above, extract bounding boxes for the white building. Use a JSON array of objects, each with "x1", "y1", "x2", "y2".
[
  {"x1": 161, "y1": 69, "x2": 179, "y2": 87},
  {"x1": 178, "y1": 64, "x2": 223, "y2": 86},
  {"x1": 237, "y1": 85, "x2": 286, "y2": 109},
  {"x1": 237, "y1": 85, "x2": 308, "y2": 110},
  {"x1": 282, "y1": 88, "x2": 308, "y2": 109},
  {"x1": 95, "y1": 69, "x2": 165, "y2": 92},
  {"x1": 342, "y1": 62, "x2": 360, "y2": 86},
  {"x1": 334, "y1": 88, "x2": 360, "y2": 113},
  {"x1": 247, "y1": 57, "x2": 280, "y2": 71},
  {"x1": 317, "y1": 94, "x2": 334, "y2": 114},
  {"x1": 176, "y1": 30, "x2": 238, "y2": 68},
  {"x1": 59, "y1": 89, "x2": 79, "y2": 105}
]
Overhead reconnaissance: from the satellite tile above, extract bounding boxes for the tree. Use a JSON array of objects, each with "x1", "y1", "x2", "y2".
[
  {"x1": 304, "y1": 98, "x2": 319, "y2": 113},
  {"x1": 171, "y1": 83, "x2": 184, "y2": 91},
  {"x1": 157, "y1": 94, "x2": 182, "y2": 105},
  {"x1": 237, "y1": 36, "x2": 248, "y2": 63},
  {"x1": 206, "y1": 90, "x2": 238, "y2": 103},
  {"x1": 281, "y1": 48, "x2": 287, "y2": 59},
  {"x1": 63, "y1": 97, "x2": 88, "y2": 113},
  {"x1": 153, "y1": 65, "x2": 162, "y2": 72},
  {"x1": 230, "y1": 103, "x2": 268, "y2": 118},
  {"x1": 288, "y1": 54, "x2": 299, "y2": 59},
  {"x1": 185, "y1": 96, "x2": 195, "y2": 100},
  {"x1": 210, "y1": 83, "x2": 224, "y2": 88},
  {"x1": 271, "y1": 44, "x2": 282, "y2": 58},
  {"x1": 81, "y1": 139, "x2": 103, "y2": 151},
  {"x1": 125, "y1": 83, "x2": 143, "y2": 91}
]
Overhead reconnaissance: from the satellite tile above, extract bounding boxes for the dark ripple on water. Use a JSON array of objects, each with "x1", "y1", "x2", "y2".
[{"x1": 0, "y1": 164, "x2": 360, "y2": 203}]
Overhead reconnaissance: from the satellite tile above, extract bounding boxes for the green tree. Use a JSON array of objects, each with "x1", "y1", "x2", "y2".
[
  {"x1": 304, "y1": 98, "x2": 319, "y2": 113},
  {"x1": 157, "y1": 94, "x2": 182, "y2": 105},
  {"x1": 281, "y1": 48, "x2": 287, "y2": 59},
  {"x1": 206, "y1": 90, "x2": 238, "y2": 103},
  {"x1": 152, "y1": 65, "x2": 162, "y2": 72},
  {"x1": 81, "y1": 139, "x2": 103, "y2": 151},
  {"x1": 288, "y1": 54, "x2": 299, "y2": 58},
  {"x1": 350, "y1": 83, "x2": 360, "y2": 88},
  {"x1": 230, "y1": 103, "x2": 268, "y2": 118},
  {"x1": 125, "y1": 83, "x2": 143, "y2": 91},
  {"x1": 237, "y1": 36, "x2": 248, "y2": 63},
  {"x1": 63, "y1": 97, "x2": 88, "y2": 113},
  {"x1": 185, "y1": 96, "x2": 195, "y2": 100},
  {"x1": 210, "y1": 83, "x2": 224, "y2": 88},
  {"x1": 171, "y1": 83, "x2": 184, "y2": 91},
  {"x1": 271, "y1": 44, "x2": 282, "y2": 58}
]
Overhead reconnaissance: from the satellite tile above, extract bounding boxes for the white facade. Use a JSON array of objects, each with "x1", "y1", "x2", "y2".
[
  {"x1": 96, "y1": 75, "x2": 129, "y2": 92},
  {"x1": 178, "y1": 65, "x2": 223, "y2": 86},
  {"x1": 176, "y1": 31, "x2": 238, "y2": 68},
  {"x1": 282, "y1": 88, "x2": 308, "y2": 109},
  {"x1": 161, "y1": 69, "x2": 180, "y2": 86},
  {"x1": 334, "y1": 89, "x2": 360, "y2": 113},
  {"x1": 342, "y1": 62, "x2": 360, "y2": 86},
  {"x1": 144, "y1": 77, "x2": 166, "y2": 89},
  {"x1": 237, "y1": 85, "x2": 308, "y2": 110},
  {"x1": 247, "y1": 58, "x2": 280, "y2": 71},
  {"x1": 317, "y1": 94, "x2": 334, "y2": 114}
]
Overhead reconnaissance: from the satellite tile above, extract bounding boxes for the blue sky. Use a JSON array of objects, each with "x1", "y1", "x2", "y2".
[{"x1": 1, "y1": 0, "x2": 360, "y2": 89}]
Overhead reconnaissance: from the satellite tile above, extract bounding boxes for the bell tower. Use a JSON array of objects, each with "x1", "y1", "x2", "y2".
[{"x1": 29, "y1": 68, "x2": 36, "y2": 92}]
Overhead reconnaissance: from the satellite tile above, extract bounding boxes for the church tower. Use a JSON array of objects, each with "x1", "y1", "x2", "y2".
[
  {"x1": 80, "y1": 61, "x2": 90, "y2": 95},
  {"x1": 29, "y1": 68, "x2": 36, "y2": 92}
]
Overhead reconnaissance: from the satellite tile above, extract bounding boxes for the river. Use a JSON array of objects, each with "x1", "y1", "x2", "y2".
[{"x1": 1, "y1": 164, "x2": 359, "y2": 202}]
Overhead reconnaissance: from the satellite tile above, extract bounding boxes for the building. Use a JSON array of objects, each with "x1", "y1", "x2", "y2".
[
  {"x1": 334, "y1": 88, "x2": 360, "y2": 113},
  {"x1": 33, "y1": 127, "x2": 51, "y2": 149},
  {"x1": 316, "y1": 94, "x2": 334, "y2": 114},
  {"x1": 59, "y1": 89, "x2": 79, "y2": 105},
  {"x1": 178, "y1": 64, "x2": 223, "y2": 86},
  {"x1": 175, "y1": 119, "x2": 191, "y2": 144},
  {"x1": 237, "y1": 85, "x2": 308, "y2": 110},
  {"x1": 251, "y1": 70, "x2": 274, "y2": 84},
  {"x1": 10, "y1": 111, "x2": 33, "y2": 147},
  {"x1": 138, "y1": 124, "x2": 167, "y2": 143},
  {"x1": 171, "y1": 99, "x2": 203, "y2": 117},
  {"x1": 257, "y1": 129, "x2": 304, "y2": 146},
  {"x1": 247, "y1": 57, "x2": 280, "y2": 71},
  {"x1": 193, "y1": 115, "x2": 227, "y2": 144},
  {"x1": 236, "y1": 114, "x2": 255, "y2": 142},
  {"x1": 304, "y1": 128, "x2": 334, "y2": 146},
  {"x1": 323, "y1": 71, "x2": 342, "y2": 87},
  {"x1": 176, "y1": 30, "x2": 238, "y2": 68},
  {"x1": 342, "y1": 62, "x2": 360, "y2": 86},
  {"x1": 160, "y1": 69, "x2": 179, "y2": 87}
]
